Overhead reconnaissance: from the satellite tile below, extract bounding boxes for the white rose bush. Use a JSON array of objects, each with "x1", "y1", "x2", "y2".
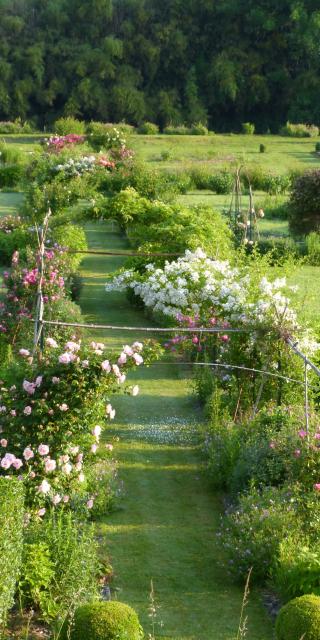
[{"x1": 109, "y1": 248, "x2": 319, "y2": 411}]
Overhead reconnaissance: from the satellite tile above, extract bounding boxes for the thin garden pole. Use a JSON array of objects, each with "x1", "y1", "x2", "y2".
[{"x1": 32, "y1": 210, "x2": 51, "y2": 361}]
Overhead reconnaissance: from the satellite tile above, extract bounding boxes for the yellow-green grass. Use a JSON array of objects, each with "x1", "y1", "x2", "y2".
[
  {"x1": 78, "y1": 222, "x2": 273, "y2": 640},
  {"x1": 131, "y1": 134, "x2": 320, "y2": 173}
]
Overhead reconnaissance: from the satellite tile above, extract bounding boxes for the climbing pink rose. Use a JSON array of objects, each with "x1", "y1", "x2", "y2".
[
  {"x1": 38, "y1": 444, "x2": 50, "y2": 456},
  {"x1": 0, "y1": 439, "x2": 7, "y2": 447},
  {"x1": 23, "y1": 406, "x2": 32, "y2": 415}
]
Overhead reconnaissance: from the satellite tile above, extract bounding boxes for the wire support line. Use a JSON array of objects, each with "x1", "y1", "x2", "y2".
[
  {"x1": 285, "y1": 337, "x2": 320, "y2": 378},
  {"x1": 30, "y1": 319, "x2": 251, "y2": 334},
  {"x1": 68, "y1": 250, "x2": 184, "y2": 257},
  {"x1": 149, "y1": 360, "x2": 318, "y2": 389}
]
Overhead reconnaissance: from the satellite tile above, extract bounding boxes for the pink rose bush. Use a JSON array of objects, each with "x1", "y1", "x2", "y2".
[{"x1": 0, "y1": 337, "x2": 156, "y2": 516}]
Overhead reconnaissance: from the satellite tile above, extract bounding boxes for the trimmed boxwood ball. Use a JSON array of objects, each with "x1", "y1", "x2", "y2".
[
  {"x1": 276, "y1": 595, "x2": 320, "y2": 640},
  {"x1": 61, "y1": 601, "x2": 143, "y2": 640}
]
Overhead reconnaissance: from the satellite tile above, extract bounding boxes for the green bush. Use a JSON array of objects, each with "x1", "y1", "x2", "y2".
[
  {"x1": 257, "y1": 236, "x2": 298, "y2": 261},
  {"x1": 0, "y1": 119, "x2": 34, "y2": 134},
  {"x1": 280, "y1": 122, "x2": 319, "y2": 138},
  {"x1": 49, "y1": 223, "x2": 88, "y2": 273},
  {"x1": 241, "y1": 122, "x2": 255, "y2": 135},
  {"x1": 22, "y1": 512, "x2": 100, "y2": 623},
  {"x1": 0, "y1": 142, "x2": 25, "y2": 165},
  {"x1": 190, "y1": 122, "x2": 209, "y2": 135},
  {"x1": 273, "y1": 537, "x2": 320, "y2": 601},
  {"x1": 306, "y1": 232, "x2": 320, "y2": 265},
  {"x1": 86, "y1": 122, "x2": 127, "y2": 151},
  {"x1": 0, "y1": 478, "x2": 24, "y2": 626},
  {"x1": 315, "y1": 142, "x2": 320, "y2": 153},
  {"x1": 220, "y1": 485, "x2": 301, "y2": 583},
  {"x1": 187, "y1": 165, "x2": 212, "y2": 189},
  {"x1": 289, "y1": 169, "x2": 320, "y2": 235},
  {"x1": 0, "y1": 164, "x2": 24, "y2": 187},
  {"x1": 163, "y1": 124, "x2": 189, "y2": 135},
  {"x1": 0, "y1": 227, "x2": 32, "y2": 265},
  {"x1": 276, "y1": 595, "x2": 320, "y2": 640},
  {"x1": 209, "y1": 171, "x2": 234, "y2": 194},
  {"x1": 260, "y1": 143, "x2": 266, "y2": 153},
  {"x1": 61, "y1": 601, "x2": 143, "y2": 640},
  {"x1": 137, "y1": 121, "x2": 159, "y2": 135},
  {"x1": 54, "y1": 117, "x2": 86, "y2": 136}
]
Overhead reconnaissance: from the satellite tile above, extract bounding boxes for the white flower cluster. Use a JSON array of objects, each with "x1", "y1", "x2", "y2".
[
  {"x1": 53, "y1": 155, "x2": 96, "y2": 177},
  {"x1": 108, "y1": 248, "x2": 303, "y2": 334}
]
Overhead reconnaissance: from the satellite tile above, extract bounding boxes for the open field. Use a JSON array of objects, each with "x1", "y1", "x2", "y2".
[{"x1": 131, "y1": 134, "x2": 320, "y2": 173}]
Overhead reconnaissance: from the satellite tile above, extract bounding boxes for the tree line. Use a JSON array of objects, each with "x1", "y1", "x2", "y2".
[{"x1": 0, "y1": 0, "x2": 320, "y2": 131}]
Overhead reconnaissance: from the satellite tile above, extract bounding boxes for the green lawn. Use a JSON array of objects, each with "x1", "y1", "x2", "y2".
[
  {"x1": 131, "y1": 133, "x2": 320, "y2": 173},
  {"x1": 0, "y1": 191, "x2": 24, "y2": 216},
  {"x1": 78, "y1": 222, "x2": 274, "y2": 640}
]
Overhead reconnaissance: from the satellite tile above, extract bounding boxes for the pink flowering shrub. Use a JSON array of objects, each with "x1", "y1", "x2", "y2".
[
  {"x1": 43, "y1": 134, "x2": 85, "y2": 153},
  {"x1": 0, "y1": 337, "x2": 154, "y2": 516}
]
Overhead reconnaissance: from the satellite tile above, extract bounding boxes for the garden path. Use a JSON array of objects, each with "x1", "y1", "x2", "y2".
[{"x1": 78, "y1": 222, "x2": 273, "y2": 640}]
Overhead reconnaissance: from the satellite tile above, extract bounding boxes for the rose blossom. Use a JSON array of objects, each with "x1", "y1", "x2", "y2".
[
  {"x1": 38, "y1": 444, "x2": 49, "y2": 456},
  {"x1": 132, "y1": 353, "x2": 143, "y2": 365},
  {"x1": 23, "y1": 380, "x2": 36, "y2": 395},
  {"x1": 86, "y1": 499, "x2": 94, "y2": 509},
  {"x1": 69, "y1": 446, "x2": 79, "y2": 455},
  {"x1": 1, "y1": 457, "x2": 11, "y2": 469},
  {"x1": 46, "y1": 337, "x2": 58, "y2": 348},
  {"x1": 91, "y1": 444, "x2": 98, "y2": 454},
  {"x1": 314, "y1": 483, "x2": 320, "y2": 491},
  {"x1": 117, "y1": 374, "x2": 126, "y2": 384},
  {"x1": 52, "y1": 494, "x2": 62, "y2": 505},
  {"x1": 23, "y1": 406, "x2": 32, "y2": 415},
  {"x1": 78, "y1": 472, "x2": 85, "y2": 482},
  {"x1": 0, "y1": 439, "x2": 7, "y2": 447},
  {"x1": 81, "y1": 360, "x2": 89, "y2": 368},
  {"x1": 65, "y1": 341, "x2": 81, "y2": 352},
  {"x1": 38, "y1": 479, "x2": 51, "y2": 494},
  {"x1": 62, "y1": 462, "x2": 72, "y2": 474},
  {"x1": 132, "y1": 341, "x2": 143, "y2": 352},
  {"x1": 52, "y1": 377, "x2": 60, "y2": 384},
  {"x1": 59, "y1": 403, "x2": 69, "y2": 411},
  {"x1": 58, "y1": 352, "x2": 72, "y2": 364},
  {"x1": 38, "y1": 508, "x2": 46, "y2": 517},
  {"x1": 75, "y1": 462, "x2": 82, "y2": 471},
  {"x1": 45, "y1": 458, "x2": 56, "y2": 472},
  {"x1": 118, "y1": 352, "x2": 127, "y2": 365},
  {"x1": 62, "y1": 495, "x2": 69, "y2": 503},
  {"x1": 35, "y1": 376, "x2": 43, "y2": 387},
  {"x1": 112, "y1": 364, "x2": 120, "y2": 376},
  {"x1": 10, "y1": 410, "x2": 16, "y2": 416},
  {"x1": 123, "y1": 345, "x2": 134, "y2": 356},
  {"x1": 60, "y1": 454, "x2": 69, "y2": 463},
  {"x1": 19, "y1": 349, "x2": 30, "y2": 357},
  {"x1": 92, "y1": 425, "x2": 102, "y2": 439},
  {"x1": 13, "y1": 458, "x2": 23, "y2": 470},
  {"x1": 29, "y1": 471, "x2": 36, "y2": 479},
  {"x1": 101, "y1": 360, "x2": 111, "y2": 372}
]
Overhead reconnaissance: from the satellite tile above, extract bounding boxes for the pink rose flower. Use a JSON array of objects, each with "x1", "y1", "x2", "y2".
[
  {"x1": 314, "y1": 483, "x2": 320, "y2": 491},
  {"x1": 91, "y1": 444, "x2": 98, "y2": 454},
  {"x1": 62, "y1": 462, "x2": 72, "y2": 474},
  {"x1": 23, "y1": 406, "x2": 32, "y2": 415},
  {"x1": 45, "y1": 458, "x2": 56, "y2": 472},
  {"x1": 101, "y1": 360, "x2": 111, "y2": 372},
  {"x1": 52, "y1": 494, "x2": 61, "y2": 505},
  {"x1": 92, "y1": 425, "x2": 102, "y2": 439},
  {"x1": 19, "y1": 349, "x2": 30, "y2": 357},
  {"x1": 58, "y1": 352, "x2": 72, "y2": 364},
  {"x1": 87, "y1": 499, "x2": 94, "y2": 509},
  {"x1": 81, "y1": 360, "x2": 89, "y2": 368},
  {"x1": 38, "y1": 508, "x2": 46, "y2": 517},
  {"x1": 123, "y1": 345, "x2": 134, "y2": 356},
  {"x1": 63, "y1": 495, "x2": 69, "y2": 503},
  {"x1": 78, "y1": 472, "x2": 85, "y2": 482},
  {"x1": 38, "y1": 444, "x2": 50, "y2": 456},
  {"x1": 29, "y1": 471, "x2": 36, "y2": 479},
  {"x1": 132, "y1": 353, "x2": 143, "y2": 365},
  {"x1": 298, "y1": 430, "x2": 307, "y2": 439},
  {"x1": 46, "y1": 337, "x2": 58, "y2": 348},
  {"x1": 23, "y1": 380, "x2": 36, "y2": 395},
  {"x1": 132, "y1": 341, "x2": 143, "y2": 352},
  {"x1": 58, "y1": 403, "x2": 69, "y2": 411},
  {"x1": 118, "y1": 352, "x2": 127, "y2": 365},
  {"x1": 13, "y1": 458, "x2": 23, "y2": 470},
  {"x1": 52, "y1": 377, "x2": 60, "y2": 384},
  {"x1": 0, "y1": 439, "x2": 7, "y2": 447}
]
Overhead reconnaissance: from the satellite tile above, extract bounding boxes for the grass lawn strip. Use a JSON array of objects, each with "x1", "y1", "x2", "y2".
[{"x1": 78, "y1": 221, "x2": 273, "y2": 640}]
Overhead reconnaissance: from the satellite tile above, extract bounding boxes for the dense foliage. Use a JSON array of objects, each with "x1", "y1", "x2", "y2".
[
  {"x1": 276, "y1": 595, "x2": 320, "y2": 640},
  {"x1": 61, "y1": 601, "x2": 143, "y2": 640},
  {"x1": 0, "y1": 1, "x2": 320, "y2": 130},
  {"x1": 0, "y1": 478, "x2": 24, "y2": 627}
]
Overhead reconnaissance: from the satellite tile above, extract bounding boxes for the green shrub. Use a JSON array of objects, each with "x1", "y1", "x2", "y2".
[
  {"x1": 257, "y1": 236, "x2": 298, "y2": 261},
  {"x1": 244, "y1": 167, "x2": 290, "y2": 193},
  {"x1": 190, "y1": 122, "x2": 209, "y2": 135},
  {"x1": 160, "y1": 149, "x2": 171, "y2": 161},
  {"x1": 315, "y1": 142, "x2": 320, "y2": 153},
  {"x1": 0, "y1": 478, "x2": 24, "y2": 626},
  {"x1": 306, "y1": 232, "x2": 320, "y2": 265},
  {"x1": 209, "y1": 171, "x2": 233, "y2": 194},
  {"x1": 0, "y1": 227, "x2": 32, "y2": 265},
  {"x1": 260, "y1": 143, "x2": 266, "y2": 153},
  {"x1": 137, "y1": 121, "x2": 159, "y2": 135},
  {"x1": 276, "y1": 595, "x2": 320, "y2": 640},
  {"x1": 256, "y1": 195, "x2": 289, "y2": 219},
  {"x1": 280, "y1": 122, "x2": 319, "y2": 138},
  {"x1": 49, "y1": 223, "x2": 88, "y2": 273},
  {"x1": 61, "y1": 601, "x2": 143, "y2": 640},
  {"x1": 273, "y1": 537, "x2": 320, "y2": 601},
  {"x1": 163, "y1": 124, "x2": 189, "y2": 135},
  {"x1": 220, "y1": 485, "x2": 301, "y2": 583},
  {"x1": 0, "y1": 119, "x2": 34, "y2": 134},
  {"x1": 23, "y1": 512, "x2": 100, "y2": 623},
  {"x1": 0, "y1": 164, "x2": 24, "y2": 187},
  {"x1": 289, "y1": 169, "x2": 320, "y2": 235},
  {"x1": 86, "y1": 122, "x2": 128, "y2": 151},
  {"x1": 241, "y1": 122, "x2": 255, "y2": 135},
  {"x1": 0, "y1": 142, "x2": 24, "y2": 165},
  {"x1": 54, "y1": 117, "x2": 86, "y2": 136}
]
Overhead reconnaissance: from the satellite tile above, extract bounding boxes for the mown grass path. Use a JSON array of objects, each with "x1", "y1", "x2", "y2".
[{"x1": 79, "y1": 222, "x2": 273, "y2": 640}]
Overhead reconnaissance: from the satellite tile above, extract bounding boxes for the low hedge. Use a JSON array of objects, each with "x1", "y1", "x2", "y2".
[
  {"x1": 61, "y1": 601, "x2": 143, "y2": 640},
  {"x1": 276, "y1": 595, "x2": 320, "y2": 640},
  {"x1": 0, "y1": 478, "x2": 25, "y2": 626}
]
